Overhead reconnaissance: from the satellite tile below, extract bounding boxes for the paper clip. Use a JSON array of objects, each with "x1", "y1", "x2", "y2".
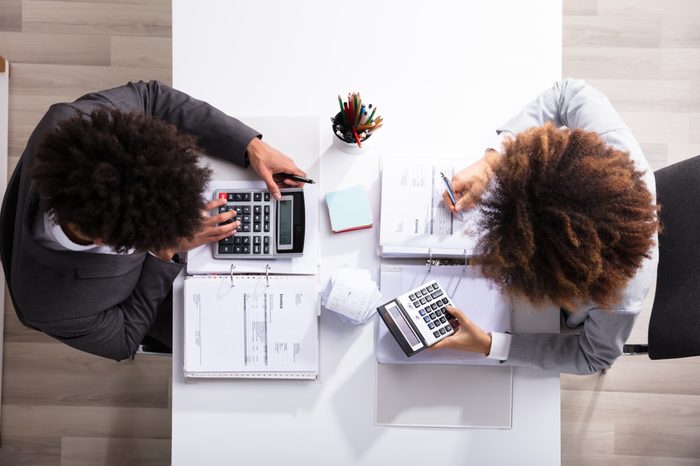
[
  {"x1": 230, "y1": 264, "x2": 236, "y2": 287},
  {"x1": 427, "y1": 248, "x2": 433, "y2": 273},
  {"x1": 463, "y1": 249, "x2": 468, "y2": 272},
  {"x1": 265, "y1": 264, "x2": 271, "y2": 288}
]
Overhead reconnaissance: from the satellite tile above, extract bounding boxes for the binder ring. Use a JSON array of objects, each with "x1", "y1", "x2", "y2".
[
  {"x1": 265, "y1": 264, "x2": 271, "y2": 288},
  {"x1": 230, "y1": 264, "x2": 236, "y2": 287}
]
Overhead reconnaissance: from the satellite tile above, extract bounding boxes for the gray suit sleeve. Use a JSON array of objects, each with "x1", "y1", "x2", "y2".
[
  {"x1": 76, "y1": 80, "x2": 261, "y2": 167},
  {"x1": 497, "y1": 78, "x2": 629, "y2": 136},
  {"x1": 31, "y1": 255, "x2": 184, "y2": 361},
  {"x1": 506, "y1": 308, "x2": 639, "y2": 375},
  {"x1": 88, "y1": 256, "x2": 183, "y2": 361}
]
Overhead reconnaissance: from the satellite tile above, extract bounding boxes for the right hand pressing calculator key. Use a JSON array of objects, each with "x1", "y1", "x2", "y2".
[
  {"x1": 377, "y1": 280, "x2": 458, "y2": 357},
  {"x1": 212, "y1": 187, "x2": 305, "y2": 259}
]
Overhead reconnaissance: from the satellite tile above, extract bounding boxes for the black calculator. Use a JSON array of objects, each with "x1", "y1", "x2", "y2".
[
  {"x1": 377, "y1": 280, "x2": 457, "y2": 356},
  {"x1": 213, "y1": 187, "x2": 305, "y2": 259}
]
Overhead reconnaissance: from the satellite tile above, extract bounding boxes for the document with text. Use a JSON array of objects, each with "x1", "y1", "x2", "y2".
[
  {"x1": 183, "y1": 275, "x2": 319, "y2": 379},
  {"x1": 379, "y1": 158, "x2": 481, "y2": 259}
]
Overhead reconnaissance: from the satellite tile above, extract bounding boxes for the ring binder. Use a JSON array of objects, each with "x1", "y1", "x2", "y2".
[
  {"x1": 376, "y1": 264, "x2": 512, "y2": 366},
  {"x1": 182, "y1": 182, "x2": 320, "y2": 380},
  {"x1": 184, "y1": 274, "x2": 319, "y2": 379}
]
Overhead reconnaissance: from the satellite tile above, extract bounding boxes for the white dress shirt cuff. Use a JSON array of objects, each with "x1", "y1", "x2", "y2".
[{"x1": 487, "y1": 331, "x2": 512, "y2": 361}]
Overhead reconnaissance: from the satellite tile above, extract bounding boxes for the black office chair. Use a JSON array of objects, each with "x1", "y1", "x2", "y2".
[{"x1": 623, "y1": 155, "x2": 700, "y2": 359}]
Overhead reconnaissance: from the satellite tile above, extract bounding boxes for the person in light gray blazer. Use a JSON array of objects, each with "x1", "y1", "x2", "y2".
[
  {"x1": 436, "y1": 79, "x2": 659, "y2": 374},
  {"x1": 8, "y1": 80, "x2": 306, "y2": 361}
]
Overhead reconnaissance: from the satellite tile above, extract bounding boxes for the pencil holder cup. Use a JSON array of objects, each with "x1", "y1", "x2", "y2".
[{"x1": 331, "y1": 111, "x2": 371, "y2": 154}]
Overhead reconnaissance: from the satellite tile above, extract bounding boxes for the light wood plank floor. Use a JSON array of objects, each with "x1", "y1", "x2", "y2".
[
  {"x1": 562, "y1": 1, "x2": 700, "y2": 465},
  {"x1": 1, "y1": 0, "x2": 699, "y2": 464},
  {"x1": 1, "y1": 0, "x2": 173, "y2": 465}
]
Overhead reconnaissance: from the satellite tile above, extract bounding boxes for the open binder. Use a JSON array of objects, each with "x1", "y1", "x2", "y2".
[
  {"x1": 183, "y1": 182, "x2": 320, "y2": 380},
  {"x1": 375, "y1": 160, "x2": 514, "y2": 429},
  {"x1": 377, "y1": 158, "x2": 512, "y2": 365},
  {"x1": 183, "y1": 273, "x2": 319, "y2": 379},
  {"x1": 375, "y1": 262, "x2": 514, "y2": 429},
  {"x1": 376, "y1": 262, "x2": 511, "y2": 366}
]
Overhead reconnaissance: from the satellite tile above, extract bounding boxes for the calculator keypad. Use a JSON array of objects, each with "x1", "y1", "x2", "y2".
[
  {"x1": 401, "y1": 281, "x2": 456, "y2": 345},
  {"x1": 215, "y1": 190, "x2": 274, "y2": 257}
]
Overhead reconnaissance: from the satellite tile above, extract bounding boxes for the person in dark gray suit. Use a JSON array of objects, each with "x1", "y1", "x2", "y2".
[{"x1": 8, "y1": 80, "x2": 306, "y2": 361}]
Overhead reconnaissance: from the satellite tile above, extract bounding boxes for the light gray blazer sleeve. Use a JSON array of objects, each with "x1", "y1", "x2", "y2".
[
  {"x1": 506, "y1": 309, "x2": 639, "y2": 375},
  {"x1": 495, "y1": 78, "x2": 659, "y2": 375},
  {"x1": 497, "y1": 78, "x2": 628, "y2": 136}
]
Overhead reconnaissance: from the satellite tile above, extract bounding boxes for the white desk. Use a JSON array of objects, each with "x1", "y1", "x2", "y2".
[{"x1": 172, "y1": 2, "x2": 562, "y2": 464}]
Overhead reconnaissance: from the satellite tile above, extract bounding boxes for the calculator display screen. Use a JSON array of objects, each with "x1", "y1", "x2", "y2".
[
  {"x1": 279, "y1": 199, "x2": 293, "y2": 246},
  {"x1": 387, "y1": 302, "x2": 421, "y2": 348}
]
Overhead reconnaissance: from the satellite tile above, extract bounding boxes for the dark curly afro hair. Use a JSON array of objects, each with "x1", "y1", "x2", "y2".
[
  {"x1": 31, "y1": 108, "x2": 212, "y2": 253},
  {"x1": 476, "y1": 123, "x2": 659, "y2": 307}
]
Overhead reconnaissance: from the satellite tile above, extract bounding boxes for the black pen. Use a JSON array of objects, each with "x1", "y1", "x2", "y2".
[{"x1": 276, "y1": 173, "x2": 315, "y2": 184}]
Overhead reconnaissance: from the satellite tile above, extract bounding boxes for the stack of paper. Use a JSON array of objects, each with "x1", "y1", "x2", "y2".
[
  {"x1": 325, "y1": 185, "x2": 373, "y2": 233},
  {"x1": 321, "y1": 268, "x2": 382, "y2": 324}
]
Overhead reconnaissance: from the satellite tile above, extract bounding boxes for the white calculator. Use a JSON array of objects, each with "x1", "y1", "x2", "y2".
[{"x1": 377, "y1": 280, "x2": 457, "y2": 356}]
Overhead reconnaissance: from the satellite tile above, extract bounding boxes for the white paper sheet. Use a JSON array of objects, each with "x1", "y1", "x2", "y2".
[
  {"x1": 183, "y1": 275, "x2": 319, "y2": 378},
  {"x1": 379, "y1": 158, "x2": 481, "y2": 258},
  {"x1": 321, "y1": 268, "x2": 382, "y2": 324}
]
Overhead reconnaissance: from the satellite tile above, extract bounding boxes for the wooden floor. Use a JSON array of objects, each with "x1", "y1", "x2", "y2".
[
  {"x1": 0, "y1": 0, "x2": 173, "y2": 464},
  {"x1": 561, "y1": 1, "x2": 700, "y2": 465},
  {"x1": 1, "y1": 0, "x2": 699, "y2": 464}
]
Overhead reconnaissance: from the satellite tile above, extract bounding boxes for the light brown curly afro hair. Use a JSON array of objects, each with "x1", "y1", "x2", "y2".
[{"x1": 475, "y1": 123, "x2": 659, "y2": 307}]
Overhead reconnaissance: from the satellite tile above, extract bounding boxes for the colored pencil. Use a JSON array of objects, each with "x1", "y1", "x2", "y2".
[
  {"x1": 352, "y1": 127, "x2": 362, "y2": 147},
  {"x1": 337, "y1": 95, "x2": 345, "y2": 124}
]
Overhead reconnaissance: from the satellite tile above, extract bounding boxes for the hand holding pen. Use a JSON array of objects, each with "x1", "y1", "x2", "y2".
[
  {"x1": 440, "y1": 172, "x2": 465, "y2": 220},
  {"x1": 246, "y1": 138, "x2": 308, "y2": 200},
  {"x1": 274, "y1": 173, "x2": 315, "y2": 184},
  {"x1": 442, "y1": 154, "x2": 499, "y2": 213}
]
